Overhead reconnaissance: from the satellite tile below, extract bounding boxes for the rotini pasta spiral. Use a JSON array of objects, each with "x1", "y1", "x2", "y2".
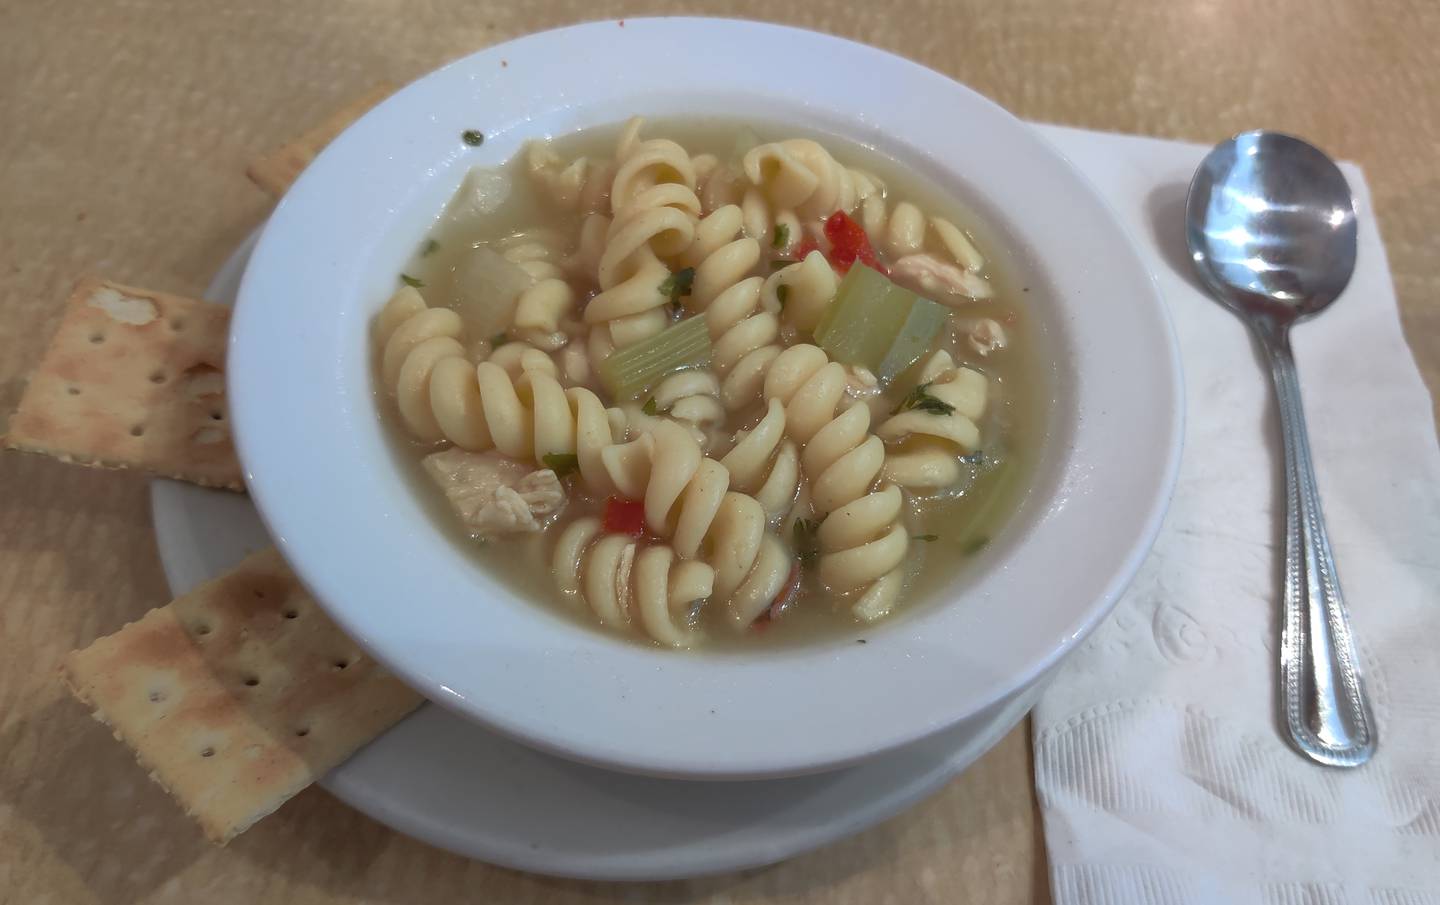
[
  {"x1": 672, "y1": 205, "x2": 788, "y2": 411},
  {"x1": 524, "y1": 142, "x2": 615, "y2": 214},
  {"x1": 610, "y1": 136, "x2": 698, "y2": 221},
  {"x1": 878, "y1": 351, "x2": 989, "y2": 489},
  {"x1": 860, "y1": 200, "x2": 985, "y2": 273},
  {"x1": 761, "y1": 344, "x2": 909, "y2": 619},
  {"x1": 622, "y1": 368, "x2": 724, "y2": 448},
  {"x1": 496, "y1": 229, "x2": 571, "y2": 281},
  {"x1": 761, "y1": 249, "x2": 839, "y2": 335},
  {"x1": 467, "y1": 230, "x2": 582, "y2": 352},
  {"x1": 743, "y1": 139, "x2": 857, "y2": 223},
  {"x1": 582, "y1": 136, "x2": 702, "y2": 359},
  {"x1": 553, "y1": 517, "x2": 716, "y2": 647},
  {"x1": 484, "y1": 338, "x2": 560, "y2": 379},
  {"x1": 598, "y1": 421, "x2": 793, "y2": 627},
  {"x1": 704, "y1": 276, "x2": 780, "y2": 412},
  {"x1": 719, "y1": 398, "x2": 802, "y2": 520},
  {"x1": 690, "y1": 153, "x2": 747, "y2": 214},
  {"x1": 511, "y1": 278, "x2": 577, "y2": 351},
  {"x1": 681, "y1": 204, "x2": 761, "y2": 307},
  {"x1": 565, "y1": 212, "x2": 611, "y2": 284},
  {"x1": 851, "y1": 190, "x2": 993, "y2": 300},
  {"x1": 739, "y1": 140, "x2": 884, "y2": 249},
  {"x1": 377, "y1": 289, "x2": 626, "y2": 492}
]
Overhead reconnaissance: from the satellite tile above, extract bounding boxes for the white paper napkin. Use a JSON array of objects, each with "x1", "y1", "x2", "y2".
[{"x1": 1030, "y1": 124, "x2": 1440, "y2": 903}]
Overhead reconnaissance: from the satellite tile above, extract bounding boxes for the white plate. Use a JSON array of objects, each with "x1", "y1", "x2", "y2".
[
  {"x1": 227, "y1": 18, "x2": 1182, "y2": 779},
  {"x1": 152, "y1": 230, "x2": 1040, "y2": 879}
]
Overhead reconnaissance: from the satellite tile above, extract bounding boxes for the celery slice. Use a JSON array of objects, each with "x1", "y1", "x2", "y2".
[
  {"x1": 599, "y1": 315, "x2": 712, "y2": 399},
  {"x1": 815, "y1": 265, "x2": 899, "y2": 369},
  {"x1": 877, "y1": 295, "x2": 947, "y2": 382},
  {"x1": 453, "y1": 246, "x2": 533, "y2": 340},
  {"x1": 815, "y1": 264, "x2": 945, "y2": 383}
]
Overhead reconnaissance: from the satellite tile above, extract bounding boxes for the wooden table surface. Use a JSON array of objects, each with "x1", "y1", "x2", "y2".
[{"x1": 2, "y1": 1, "x2": 1435, "y2": 902}]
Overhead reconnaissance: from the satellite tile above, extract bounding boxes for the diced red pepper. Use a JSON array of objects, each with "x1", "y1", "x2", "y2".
[
  {"x1": 602, "y1": 497, "x2": 646, "y2": 538},
  {"x1": 822, "y1": 210, "x2": 887, "y2": 276},
  {"x1": 793, "y1": 236, "x2": 821, "y2": 261}
]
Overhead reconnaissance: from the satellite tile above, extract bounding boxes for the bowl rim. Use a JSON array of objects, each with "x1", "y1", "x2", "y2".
[{"x1": 229, "y1": 17, "x2": 1184, "y2": 779}]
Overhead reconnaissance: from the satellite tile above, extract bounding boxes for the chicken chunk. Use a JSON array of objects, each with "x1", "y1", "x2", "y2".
[
  {"x1": 967, "y1": 318, "x2": 1008, "y2": 356},
  {"x1": 422, "y1": 448, "x2": 566, "y2": 537},
  {"x1": 890, "y1": 253, "x2": 994, "y2": 303}
]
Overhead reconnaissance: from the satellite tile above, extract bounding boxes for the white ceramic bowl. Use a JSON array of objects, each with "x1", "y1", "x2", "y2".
[{"x1": 229, "y1": 18, "x2": 1182, "y2": 780}]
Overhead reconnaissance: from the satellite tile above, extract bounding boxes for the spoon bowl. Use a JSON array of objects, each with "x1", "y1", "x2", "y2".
[{"x1": 1187, "y1": 131, "x2": 1358, "y2": 323}]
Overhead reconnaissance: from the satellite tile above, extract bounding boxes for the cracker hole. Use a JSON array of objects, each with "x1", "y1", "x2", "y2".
[
  {"x1": 89, "y1": 332, "x2": 105, "y2": 344},
  {"x1": 182, "y1": 363, "x2": 224, "y2": 398},
  {"x1": 129, "y1": 424, "x2": 145, "y2": 437},
  {"x1": 210, "y1": 411, "x2": 224, "y2": 421},
  {"x1": 283, "y1": 609, "x2": 299, "y2": 619},
  {"x1": 66, "y1": 386, "x2": 81, "y2": 396},
  {"x1": 253, "y1": 589, "x2": 266, "y2": 600},
  {"x1": 194, "y1": 623, "x2": 212, "y2": 636},
  {"x1": 169, "y1": 318, "x2": 186, "y2": 331},
  {"x1": 200, "y1": 747, "x2": 215, "y2": 758},
  {"x1": 333, "y1": 658, "x2": 351, "y2": 671},
  {"x1": 295, "y1": 727, "x2": 310, "y2": 738},
  {"x1": 148, "y1": 689, "x2": 166, "y2": 703},
  {"x1": 149, "y1": 371, "x2": 167, "y2": 384},
  {"x1": 243, "y1": 676, "x2": 260, "y2": 687}
]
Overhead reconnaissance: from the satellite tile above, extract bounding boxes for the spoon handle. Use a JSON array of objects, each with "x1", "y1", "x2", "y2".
[{"x1": 1257, "y1": 322, "x2": 1376, "y2": 767}]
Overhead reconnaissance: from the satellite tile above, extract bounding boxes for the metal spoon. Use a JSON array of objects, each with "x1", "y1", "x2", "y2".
[{"x1": 1186, "y1": 131, "x2": 1375, "y2": 767}]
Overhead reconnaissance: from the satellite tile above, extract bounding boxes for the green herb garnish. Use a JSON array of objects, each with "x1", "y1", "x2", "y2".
[
  {"x1": 400, "y1": 273, "x2": 424, "y2": 288},
  {"x1": 490, "y1": 333, "x2": 510, "y2": 348},
  {"x1": 659, "y1": 267, "x2": 695, "y2": 309},
  {"x1": 542, "y1": 452, "x2": 579, "y2": 478},
  {"x1": 962, "y1": 535, "x2": 990, "y2": 555},
  {"x1": 772, "y1": 223, "x2": 790, "y2": 250},
  {"x1": 770, "y1": 259, "x2": 795, "y2": 271},
  {"x1": 641, "y1": 397, "x2": 659, "y2": 416},
  {"x1": 891, "y1": 381, "x2": 956, "y2": 417},
  {"x1": 776, "y1": 284, "x2": 790, "y2": 309},
  {"x1": 912, "y1": 534, "x2": 938, "y2": 542},
  {"x1": 421, "y1": 238, "x2": 440, "y2": 257},
  {"x1": 792, "y1": 518, "x2": 820, "y2": 567},
  {"x1": 462, "y1": 129, "x2": 484, "y2": 146}
]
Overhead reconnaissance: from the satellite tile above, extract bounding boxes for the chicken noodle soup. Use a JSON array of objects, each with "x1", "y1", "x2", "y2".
[{"x1": 374, "y1": 117, "x2": 1044, "y2": 648}]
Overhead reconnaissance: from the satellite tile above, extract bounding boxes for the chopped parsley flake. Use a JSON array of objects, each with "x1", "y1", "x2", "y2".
[
  {"x1": 542, "y1": 453, "x2": 579, "y2": 478},
  {"x1": 461, "y1": 129, "x2": 484, "y2": 146},
  {"x1": 400, "y1": 273, "x2": 424, "y2": 288},
  {"x1": 792, "y1": 518, "x2": 821, "y2": 567},
  {"x1": 962, "y1": 535, "x2": 991, "y2": 555},
  {"x1": 776, "y1": 284, "x2": 790, "y2": 309},
  {"x1": 772, "y1": 223, "x2": 790, "y2": 249},
  {"x1": 421, "y1": 238, "x2": 440, "y2": 257},
  {"x1": 891, "y1": 381, "x2": 956, "y2": 417},
  {"x1": 490, "y1": 333, "x2": 510, "y2": 348},
  {"x1": 912, "y1": 534, "x2": 938, "y2": 542},
  {"x1": 659, "y1": 267, "x2": 695, "y2": 308},
  {"x1": 641, "y1": 397, "x2": 659, "y2": 416}
]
